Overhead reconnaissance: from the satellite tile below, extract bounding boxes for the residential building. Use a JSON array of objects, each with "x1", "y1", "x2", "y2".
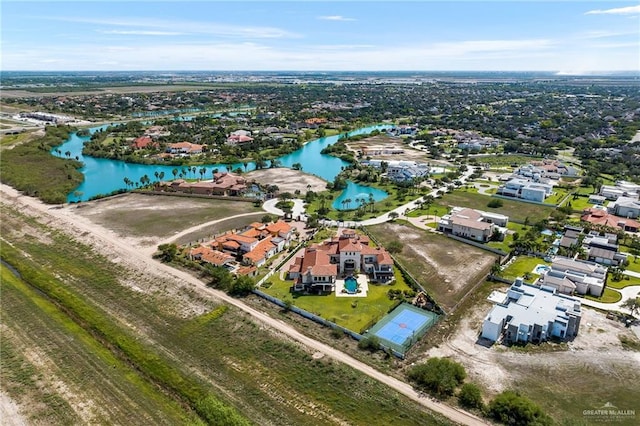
[
  {"x1": 537, "y1": 256, "x2": 606, "y2": 296},
  {"x1": 608, "y1": 196, "x2": 640, "y2": 219},
  {"x1": 497, "y1": 178, "x2": 553, "y2": 203},
  {"x1": 361, "y1": 145, "x2": 405, "y2": 156},
  {"x1": 226, "y1": 129, "x2": 255, "y2": 145},
  {"x1": 583, "y1": 235, "x2": 626, "y2": 266},
  {"x1": 131, "y1": 136, "x2": 155, "y2": 150},
  {"x1": 581, "y1": 208, "x2": 640, "y2": 232},
  {"x1": 288, "y1": 229, "x2": 394, "y2": 293},
  {"x1": 559, "y1": 225, "x2": 583, "y2": 249},
  {"x1": 191, "y1": 220, "x2": 293, "y2": 270},
  {"x1": 363, "y1": 159, "x2": 430, "y2": 182},
  {"x1": 481, "y1": 278, "x2": 582, "y2": 344},
  {"x1": 166, "y1": 141, "x2": 203, "y2": 155},
  {"x1": 599, "y1": 181, "x2": 640, "y2": 201},
  {"x1": 438, "y1": 207, "x2": 508, "y2": 242},
  {"x1": 188, "y1": 246, "x2": 234, "y2": 267},
  {"x1": 160, "y1": 172, "x2": 247, "y2": 196}
]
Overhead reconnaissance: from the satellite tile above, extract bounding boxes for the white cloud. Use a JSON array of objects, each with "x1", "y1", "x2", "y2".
[
  {"x1": 43, "y1": 16, "x2": 299, "y2": 39},
  {"x1": 578, "y1": 29, "x2": 640, "y2": 39},
  {"x1": 98, "y1": 30, "x2": 184, "y2": 36},
  {"x1": 318, "y1": 15, "x2": 356, "y2": 22},
  {"x1": 585, "y1": 5, "x2": 640, "y2": 15},
  {"x1": 2, "y1": 36, "x2": 637, "y2": 72}
]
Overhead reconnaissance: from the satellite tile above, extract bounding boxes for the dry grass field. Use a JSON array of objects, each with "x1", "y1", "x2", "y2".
[{"x1": 366, "y1": 222, "x2": 498, "y2": 312}]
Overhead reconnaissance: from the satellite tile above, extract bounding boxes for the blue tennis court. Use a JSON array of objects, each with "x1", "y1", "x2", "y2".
[{"x1": 366, "y1": 303, "x2": 438, "y2": 354}]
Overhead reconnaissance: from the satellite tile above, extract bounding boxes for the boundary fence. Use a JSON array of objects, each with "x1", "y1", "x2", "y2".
[
  {"x1": 445, "y1": 234, "x2": 508, "y2": 256},
  {"x1": 251, "y1": 289, "x2": 406, "y2": 359}
]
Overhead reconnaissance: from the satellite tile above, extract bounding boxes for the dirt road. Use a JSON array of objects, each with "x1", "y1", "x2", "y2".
[{"x1": 0, "y1": 184, "x2": 488, "y2": 426}]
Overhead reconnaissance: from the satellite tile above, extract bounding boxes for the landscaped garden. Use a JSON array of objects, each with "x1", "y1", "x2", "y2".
[
  {"x1": 412, "y1": 187, "x2": 554, "y2": 223},
  {"x1": 261, "y1": 268, "x2": 414, "y2": 334},
  {"x1": 500, "y1": 256, "x2": 550, "y2": 283}
]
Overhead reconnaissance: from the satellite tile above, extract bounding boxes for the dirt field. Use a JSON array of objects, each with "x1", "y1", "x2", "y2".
[
  {"x1": 367, "y1": 222, "x2": 498, "y2": 311},
  {"x1": 421, "y1": 289, "x2": 640, "y2": 423},
  {"x1": 245, "y1": 168, "x2": 328, "y2": 193},
  {"x1": 1, "y1": 184, "x2": 469, "y2": 426},
  {"x1": 73, "y1": 193, "x2": 263, "y2": 251},
  {"x1": 345, "y1": 134, "x2": 433, "y2": 163}
]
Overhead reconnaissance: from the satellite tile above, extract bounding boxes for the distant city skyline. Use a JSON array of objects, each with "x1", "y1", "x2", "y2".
[{"x1": 2, "y1": 1, "x2": 639, "y2": 73}]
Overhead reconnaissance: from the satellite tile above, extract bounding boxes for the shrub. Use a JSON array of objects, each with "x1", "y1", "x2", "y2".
[
  {"x1": 357, "y1": 335, "x2": 380, "y2": 352},
  {"x1": 387, "y1": 240, "x2": 403, "y2": 254},
  {"x1": 487, "y1": 199, "x2": 504, "y2": 208},
  {"x1": 407, "y1": 357, "x2": 466, "y2": 398},
  {"x1": 458, "y1": 383, "x2": 484, "y2": 410},
  {"x1": 330, "y1": 327, "x2": 344, "y2": 339},
  {"x1": 488, "y1": 390, "x2": 551, "y2": 425}
]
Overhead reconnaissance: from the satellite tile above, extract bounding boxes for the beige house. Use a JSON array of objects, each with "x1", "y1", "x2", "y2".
[{"x1": 438, "y1": 207, "x2": 508, "y2": 242}]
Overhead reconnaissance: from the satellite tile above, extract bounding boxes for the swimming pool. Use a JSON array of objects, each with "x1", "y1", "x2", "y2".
[
  {"x1": 533, "y1": 264, "x2": 551, "y2": 275},
  {"x1": 344, "y1": 276, "x2": 358, "y2": 293}
]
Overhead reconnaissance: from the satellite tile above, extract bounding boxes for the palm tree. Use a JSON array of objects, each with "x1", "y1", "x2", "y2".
[
  {"x1": 154, "y1": 171, "x2": 159, "y2": 181},
  {"x1": 159, "y1": 171, "x2": 165, "y2": 181},
  {"x1": 199, "y1": 167, "x2": 206, "y2": 180},
  {"x1": 345, "y1": 198, "x2": 352, "y2": 209},
  {"x1": 172, "y1": 168, "x2": 178, "y2": 179}
]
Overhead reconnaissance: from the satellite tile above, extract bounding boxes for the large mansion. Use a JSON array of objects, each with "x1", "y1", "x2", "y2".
[
  {"x1": 288, "y1": 229, "x2": 394, "y2": 293},
  {"x1": 188, "y1": 220, "x2": 294, "y2": 274},
  {"x1": 158, "y1": 172, "x2": 247, "y2": 196}
]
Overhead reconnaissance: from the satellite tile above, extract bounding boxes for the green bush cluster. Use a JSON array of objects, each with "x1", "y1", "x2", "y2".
[{"x1": 407, "y1": 357, "x2": 466, "y2": 398}]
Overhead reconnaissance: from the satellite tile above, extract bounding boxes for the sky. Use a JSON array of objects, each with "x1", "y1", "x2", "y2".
[{"x1": 1, "y1": 1, "x2": 639, "y2": 73}]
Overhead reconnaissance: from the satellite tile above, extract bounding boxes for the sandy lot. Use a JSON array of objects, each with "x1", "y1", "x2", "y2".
[
  {"x1": 345, "y1": 134, "x2": 434, "y2": 163},
  {"x1": 423, "y1": 292, "x2": 640, "y2": 406},
  {"x1": 368, "y1": 222, "x2": 497, "y2": 311},
  {"x1": 245, "y1": 168, "x2": 328, "y2": 193}
]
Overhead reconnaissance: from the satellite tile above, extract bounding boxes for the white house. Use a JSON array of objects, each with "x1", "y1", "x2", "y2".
[
  {"x1": 608, "y1": 196, "x2": 640, "y2": 219},
  {"x1": 497, "y1": 178, "x2": 553, "y2": 203},
  {"x1": 536, "y1": 256, "x2": 606, "y2": 297},
  {"x1": 363, "y1": 159, "x2": 430, "y2": 182},
  {"x1": 482, "y1": 278, "x2": 582, "y2": 344},
  {"x1": 438, "y1": 207, "x2": 508, "y2": 242},
  {"x1": 600, "y1": 181, "x2": 640, "y2": 201}
]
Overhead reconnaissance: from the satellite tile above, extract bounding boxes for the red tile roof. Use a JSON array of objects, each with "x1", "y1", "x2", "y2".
[
  {"x1": 243, "y1": 237, "x2": 276, "y2": 263},
  {"x1": 581, "y1": 208, "x2": 640, "y2": 230}
]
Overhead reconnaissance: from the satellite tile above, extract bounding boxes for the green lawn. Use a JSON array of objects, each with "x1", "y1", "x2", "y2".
[
  {"x1": 564, "y1": 195, "x2": 599, "y2": 212},
  {"x1": 469, "y1": 154, "x2": 543, "y2": 167},
  {"x1": 262, "y1": 269, "x2": 413, "y2": 334},
  {"x1": 501, "y1": 256, "x2": 550, "y2": 283},
  {"x1": 623, "y1": 257, "x2": 640, "y2": 274},
  {"x1": 430, "y1": 189, "x2": 554, "y2": 223},
  {"x1": 585, "y1": 287, "x2": 622, "y2": 304},
  {"x1": 607, "y1": 274, "x2": 640, "y2": 289},
  {"x1": 544, "y1": 188, "x2": 571, "y2": 206}
]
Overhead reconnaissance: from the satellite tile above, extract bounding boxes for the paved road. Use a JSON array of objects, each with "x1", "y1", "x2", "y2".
[
  {"x1": 1, "y1": 183, "x2": 488, "y2": 426},
  {"x1": 317, "y1": 167, "x2": 477, "y2": 229},
  {"x1": 579, "y1": 285, "x2": 640, "y2": 312}
]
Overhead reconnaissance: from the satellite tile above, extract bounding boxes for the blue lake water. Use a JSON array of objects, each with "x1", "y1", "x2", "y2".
[{"x1": 53, "y1": 123, "x2": 390, "y2": 205}]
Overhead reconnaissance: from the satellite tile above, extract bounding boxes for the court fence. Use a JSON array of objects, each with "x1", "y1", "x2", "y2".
[
  {"x1": 252, "y1": 289, "x2": 406, "y2": 359},
  {"x1": 364, "y1": 303, "x2": 440, "y2": 355}
]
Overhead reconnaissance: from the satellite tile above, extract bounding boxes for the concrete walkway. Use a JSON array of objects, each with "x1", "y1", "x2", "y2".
[
  {"x1": 313, "y1": 167, "x2": 477, "y2": 229},
  {"x1": 263, "y1": 198, "x2": 306, "y2": 219},
  {"x1": 579, "y1": 285, "x2": 640, "y2": 313}
]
